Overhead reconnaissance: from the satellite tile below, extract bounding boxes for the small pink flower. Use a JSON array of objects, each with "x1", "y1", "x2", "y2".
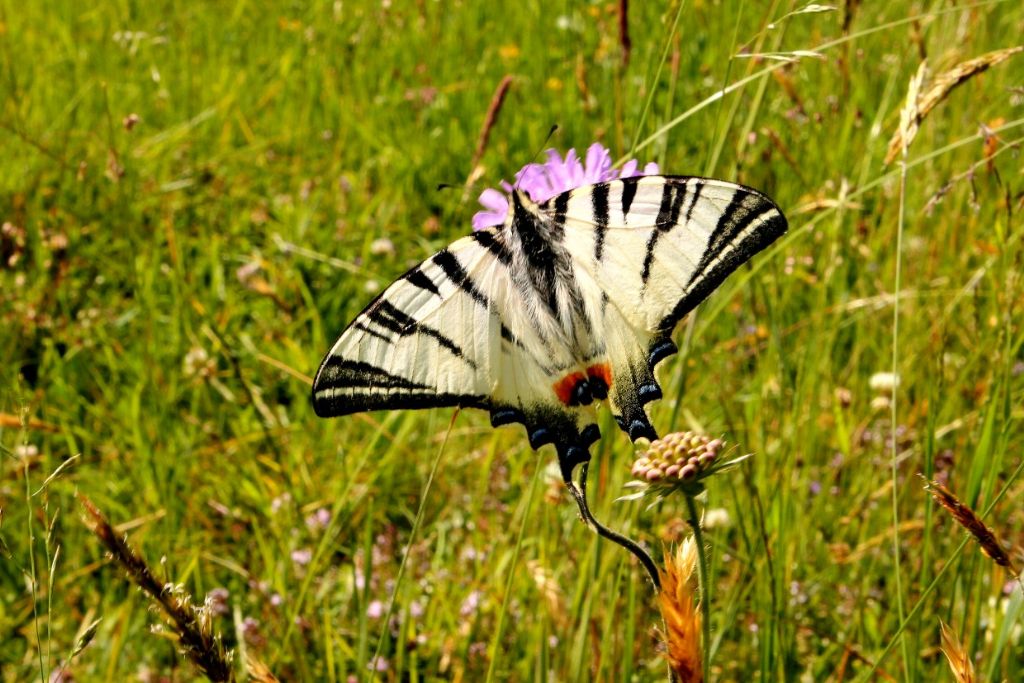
[
  {"x1": 367, "y1": 656, "x2": 389, "y2": 672},
  {"x1": 305, "y1": 507, "x2": 331, "y2": 530},
  {"x1": 366, "y1": 600, "x2": 385, "y2": 619},
  {"x1": 206, "y1": 587, "x2": 230, "y2": 616},
  {"x1": 460, "y1": 589, "x2": 483, "y2": 617}
]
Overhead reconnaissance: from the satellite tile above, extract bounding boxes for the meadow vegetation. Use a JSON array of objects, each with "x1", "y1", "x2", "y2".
[{"x1": 2, "y1": 1, "x2": 1023, "y2": 680}]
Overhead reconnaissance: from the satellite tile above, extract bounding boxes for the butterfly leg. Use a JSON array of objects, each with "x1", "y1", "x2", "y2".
[{"x1": 558, "y1": 448, "x2": 661, "y2": 589}]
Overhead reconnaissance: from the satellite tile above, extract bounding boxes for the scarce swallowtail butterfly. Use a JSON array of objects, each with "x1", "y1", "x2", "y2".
[{"x1": 312, "y1": 176, "x2": 786, "y2": 482}]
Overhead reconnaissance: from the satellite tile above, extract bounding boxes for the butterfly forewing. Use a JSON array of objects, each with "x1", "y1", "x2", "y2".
[{"x1": 312, "y1": 236, "x2": 496, "y2": 416}]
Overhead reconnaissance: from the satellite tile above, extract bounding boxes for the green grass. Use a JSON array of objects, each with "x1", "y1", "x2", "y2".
[{"x1": 3, "y1": 0, "x2": 1023, "y2": 680}]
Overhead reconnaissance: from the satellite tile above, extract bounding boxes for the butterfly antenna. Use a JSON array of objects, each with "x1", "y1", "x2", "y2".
[
  {"x1": 531, "y1": 124, "x2": 559, "y2": 164},
  {"x1": 562, "y1": 461, "x2": 661, "y2": 589},
  {"x1": 512, "y1": 124, "x2": 560, "y2": 193}
]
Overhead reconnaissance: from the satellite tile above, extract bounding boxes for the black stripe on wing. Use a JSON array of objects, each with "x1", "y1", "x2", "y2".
[
  {"x1": 365, "y1": 300, "x2": 477, "y2": 369},
  {"x1": 655, "y1": 185, "x2": 787, "y2": 336},
  {"x1": 551, "y1": 192, "x2": 569, "y2": 230},
  {"x1": 471, "y1": 229, "x2": 513, "y2": 266},
  {"x1": 684, "y1": 180, "x2": 704, "y2": 221},
  {"x1": 433, "y1": 249, "x2": 490, "y2": 307},
  {"x1": 312, "y1": 357, "x2": 486, "y2": 416},
  {"x1": 620, "y1": 176, "x2": 639, "y2": 222},
  {"x1": 641, "y1": 181, "x2": 688, "y2": 285},
  {"x1": 591, "y1": 183, "x2": 610, "y2": 260},
  {"x1": 316, "y1": 358, "x2": 430, "y2": 390},
  {"x1": 405, "y1": 268, "x2": 441, "y2": 296}
]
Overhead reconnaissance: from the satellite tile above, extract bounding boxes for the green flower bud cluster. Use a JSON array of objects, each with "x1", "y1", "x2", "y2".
[{"x1": 631, "y1": 432, "x2": 724, "y2": 483}]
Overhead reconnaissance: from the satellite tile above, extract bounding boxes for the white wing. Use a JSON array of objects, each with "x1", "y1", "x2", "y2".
[
  {"x1": 311, "y1": 229, "x2": 602, "y2": 463},
  {"x1": 542, "y1": 175, "x2": 787, "y2": 440}
]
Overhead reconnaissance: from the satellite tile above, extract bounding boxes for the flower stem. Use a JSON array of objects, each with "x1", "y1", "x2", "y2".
[
  {"x1": 684, "y1": 493, "x2": 711, "y2": 673},
  {"x1": 565, "y1": 462, "x2": 661, "y2": 589}
]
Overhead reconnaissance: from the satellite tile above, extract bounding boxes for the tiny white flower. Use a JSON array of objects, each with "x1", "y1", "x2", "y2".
[
  {"x1": 703, "y1": 507, "x2": 731, "y2": 529},
  {"x1": 370, "y1": 237, "x2": 395, "y2": 256},
  {"x1": 870, "y1": 395, "x2": 891, "y2": 412},
  {"x1": 869, "y1": 372, "x2": 900, "y2": 393}
]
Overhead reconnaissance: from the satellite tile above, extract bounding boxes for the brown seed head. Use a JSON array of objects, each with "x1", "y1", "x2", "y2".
[
  {"x1": 939, "y1": 620, "x2": 975, "y2": 683},
  {"x1": 658, "y1": 538, "x2": 703, "y2": 683},
  {"x1": 923, "y1": 478, "x2": 1017, "y2": 573}
]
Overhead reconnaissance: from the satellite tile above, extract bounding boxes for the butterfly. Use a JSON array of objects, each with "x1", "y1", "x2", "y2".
[{"x1": 312, "y1": 175, "x2": 786, "y2": 483}]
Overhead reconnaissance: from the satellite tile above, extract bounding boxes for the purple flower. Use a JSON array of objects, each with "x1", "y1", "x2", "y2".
[
  {"x1": 241, "y1": 617, "x2": 266, "y2": 648},
  {"x1": 460, "y1": 589, "x2": 483, "y2": 617},
  {"x1": 305, "y1": 507, "x2": 331, "y2": 530},
  {"x1": 366, "y1": 600, "x2": 385, "y2": 619},
  {"x1": 206, "y1": 587, "x2": 230, "y2": 616},
  {"x1": 472, "y1": 182, "x2": 514, "y2": 231},
  {"x1": 472, "y1": 142, "x2": 659, "y2": 230},
  {"x1": 290, "y1": 548, "x2": 312, "y2": 566}
]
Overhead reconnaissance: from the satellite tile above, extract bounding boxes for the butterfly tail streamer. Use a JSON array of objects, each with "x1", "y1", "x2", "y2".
[{"x1": 563, "y1": 458, "x2": 661, "y2": 589}]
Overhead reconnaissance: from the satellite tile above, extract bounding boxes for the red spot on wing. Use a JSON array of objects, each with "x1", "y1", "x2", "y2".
[
  {"x1": 586, "y1": 363, "x2": 612, "y2": 388},
  {"x1": 553, "y1": 372, "x2": 587, "y2": 406},
  {"x1": 552, "y1": 364, "x2": 614, "y2": 406}
]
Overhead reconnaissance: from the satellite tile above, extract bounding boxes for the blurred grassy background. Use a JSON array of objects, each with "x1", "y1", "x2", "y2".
[{"x1": 2, "y1": 0, "x2": 1023, "y2": 680}]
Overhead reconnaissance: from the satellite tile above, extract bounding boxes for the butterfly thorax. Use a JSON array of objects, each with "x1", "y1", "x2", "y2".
[{"x1": 504, "y1": 191, "x2": 594, "y2": 364}]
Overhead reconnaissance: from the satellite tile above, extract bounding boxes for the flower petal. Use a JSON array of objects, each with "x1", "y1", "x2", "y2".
[
  {"x1": 537, "y1": 149, "x2": 568, "y2": 201},
  {"x1": 474, "y1": 144, "x2": 662, "y2": 232},
  {"x1": 562, "y1": 148, "x2": 585, "y2": 189},
  {"x1": 478, "y1": 188, "x2": 508, "y2": 213},
  {"x1": 583, "y1": 142, "x2": 614, "y2": 183},
  {"x1": 472, "y1": 209, "x2": 504, "y2": 230},
  {"x1": 472, "y1": 189, "x2": 510, "y2": 230},
  {"x1": 515, "y1": 163, "x2": 549, "y2": 201}
]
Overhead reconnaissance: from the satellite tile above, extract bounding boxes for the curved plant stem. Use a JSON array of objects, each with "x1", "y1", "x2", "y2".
[
  {"x1": 684, "y1": 493, "x2": 711, "y2": 673},
  {"x1": 564, "y1": 462, "x2": 661, "y2": 590}
]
